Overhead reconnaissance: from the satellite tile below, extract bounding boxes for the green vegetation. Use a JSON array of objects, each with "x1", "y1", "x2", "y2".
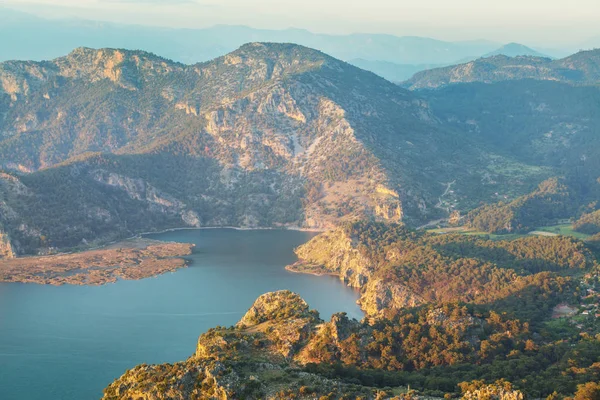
[{"x1": 537, "y1": 224, "x2": 592, "y2": 240}]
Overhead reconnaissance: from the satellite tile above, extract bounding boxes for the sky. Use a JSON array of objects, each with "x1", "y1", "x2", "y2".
[{"x1": 1, "y1": 0, "x2": 599, "y2": 47}]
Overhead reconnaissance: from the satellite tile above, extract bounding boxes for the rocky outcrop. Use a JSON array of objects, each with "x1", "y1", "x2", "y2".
[
  {"x1": 290, "y1": 224, "x2": 429, "y2": 316},
  {"x1": 237, "y1": 290, "x2": 312, "y2": 327},
  {"x1": 292, "y1": 228, "x2": 375, "y2": 288},
  {"x1": 289, "y1": 225, "x2": 427, "y2": 316},
  {"x1": 105, "y1": 289, "x2": 530, "y2": 399}
]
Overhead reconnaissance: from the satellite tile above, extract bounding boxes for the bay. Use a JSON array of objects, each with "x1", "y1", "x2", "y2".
[{"x1": 0, "y1": 229, "x2": 362, "y2": 400}]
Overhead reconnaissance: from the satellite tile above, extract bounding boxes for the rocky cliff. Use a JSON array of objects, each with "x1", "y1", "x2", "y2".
[{"x1": 289, "y1": 223, "x2": 429, "y2": 315}]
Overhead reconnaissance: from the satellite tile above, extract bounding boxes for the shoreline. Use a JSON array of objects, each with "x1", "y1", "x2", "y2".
[{"x1": 136, "y1": 225, "x2": 327, "y2": 238}]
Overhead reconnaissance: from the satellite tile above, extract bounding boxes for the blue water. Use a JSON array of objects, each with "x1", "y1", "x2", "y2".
[{"x1": 0, "y1": 229, "x2": 362, "y2": 400}]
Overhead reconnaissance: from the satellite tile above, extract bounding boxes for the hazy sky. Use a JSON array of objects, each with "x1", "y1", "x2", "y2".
[{"x1": 2, "y1": 0, "x2": 599, "y2": 47}]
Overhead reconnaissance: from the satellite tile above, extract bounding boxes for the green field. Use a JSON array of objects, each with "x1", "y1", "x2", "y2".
[
  {"x1": 426, "y1": 226, "x2": 527, "y2": 241},
  {"x1": 534, "y1": 224, "x2": 591, "y2": 240},
  {"x1": 427, "y1": 223, "x2": 591, "y2": 241}
]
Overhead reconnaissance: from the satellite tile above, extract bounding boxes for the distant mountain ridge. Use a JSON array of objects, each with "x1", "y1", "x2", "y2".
[
  {"x1": 402, "y1": 49, "x2": 600, "y2": 89},
  {"x1": 349, "y1": 58, "x2": 446, "y2": 83},
  {"x1": 348, "y1": 43, "x2": 551, "y2": 83},
  {"x1": 483, "y1": 42, "x2": 550, "y2": 58},
  {"x1": 0, "y1": 7, "x2": 500, "y2": 66}
]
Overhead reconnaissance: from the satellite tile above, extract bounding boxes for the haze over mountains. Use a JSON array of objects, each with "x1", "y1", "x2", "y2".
[{"x1": 0, "y1": 6, "x2": 574, "y2": 84}]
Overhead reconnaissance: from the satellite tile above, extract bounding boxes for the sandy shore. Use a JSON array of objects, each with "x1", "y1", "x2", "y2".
[{"x1": 0, "y1": 238, "x2": 194, "y2": 286}]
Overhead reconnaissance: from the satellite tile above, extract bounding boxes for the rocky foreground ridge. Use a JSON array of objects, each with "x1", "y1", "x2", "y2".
[
  {"x1": 103, "y1": 291, "x2": 383, "y2": 399},
  {"x1": 103, "y1": 290, "x2": 527, "y2": 400}
]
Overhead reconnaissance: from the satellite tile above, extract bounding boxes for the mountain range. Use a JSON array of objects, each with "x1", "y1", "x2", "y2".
[
  {"x1": 1, "y1": 43, "x2": 600, "y2": 256},
  {"x1": 0, "y1": 6, "x2": 568, "y2": 84}
]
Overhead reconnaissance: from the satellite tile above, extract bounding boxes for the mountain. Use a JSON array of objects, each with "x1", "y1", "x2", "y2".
[
  {"x1": 402, "y1": 49, "x2": 600, "y2": 89},
  {"x1": 483, "y1": 42, "x2": 550, "y2": 58},
  {"x1": 0, "y1": 7, "x2": 501, "y2": 66},
  {"x1": 0, "y1": 43, "x2": 497, "y2": 254},
  {"x1": 3, "y1": 44, "x2": 600, "y2": 255}
]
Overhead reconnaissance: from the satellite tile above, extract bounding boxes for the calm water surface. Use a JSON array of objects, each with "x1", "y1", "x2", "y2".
[{"x1": 0, "y1": 229, "x2": 362, "y2": 400}]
